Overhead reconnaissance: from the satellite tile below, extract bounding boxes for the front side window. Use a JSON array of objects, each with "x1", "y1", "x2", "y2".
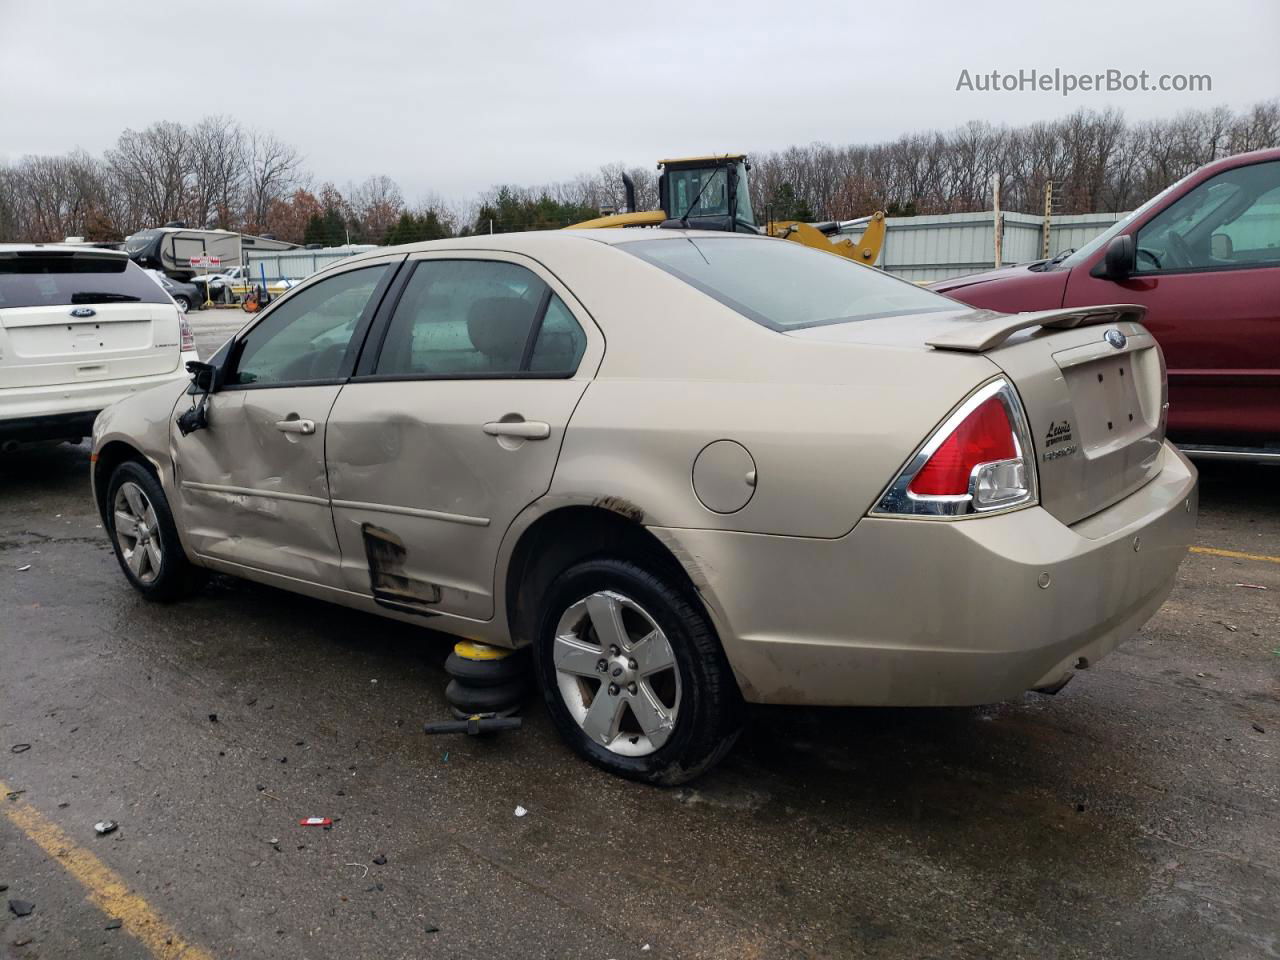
[
  {"x1": 374, "y1": 260, "x2": 585, "y2": 377},
  {"x1": 1136, "y1": 161, "x2": 1280, "y2": 273},
  {"x1": 0, "y1": 254, "x2": 169, "y2": 309},
  {"x1": 620, "y1": 236, "x2": 953, "y2": 330},
  {"x1": 231, "y1": 264, "x2": 389, "y2": 386}
]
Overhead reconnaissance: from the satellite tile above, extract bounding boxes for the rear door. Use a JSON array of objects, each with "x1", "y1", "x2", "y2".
[
  {"x1": 1064, "y1": 158, "x2": 1280, "y2": 444},
  {"x1": 324, "y1": 252, "x2": 602, "y2": 620},
  {"x1": 173, "y1": 257, "x2": 401, "y2": 583},
  {"x1": 0, "y1": 250, "x2": 180, "y2": 389}
]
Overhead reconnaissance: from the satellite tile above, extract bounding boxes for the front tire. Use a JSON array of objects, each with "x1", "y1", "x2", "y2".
[
  {"x1": 533, "y1": 557, "x2": 741, "y2": 785},
  {"x1": 105, "y1": 461, "x2": 199, "y2": 601},
  {"x1": 174, "y1": 295, "x2": 191, "y2": 313}
]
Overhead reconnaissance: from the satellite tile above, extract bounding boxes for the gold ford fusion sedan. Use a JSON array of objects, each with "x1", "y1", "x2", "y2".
[{"x1": 90, "y1": 230, "x2": 1198, "y2": 784}]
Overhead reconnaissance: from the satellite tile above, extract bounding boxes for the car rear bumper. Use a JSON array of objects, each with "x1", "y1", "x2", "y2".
[
  {"x1": 653, "y1": 441, "x2": 1198, "y2": 707},
  {"x1": 0, "y1": 355, "x2": 197, "y2": 439}
]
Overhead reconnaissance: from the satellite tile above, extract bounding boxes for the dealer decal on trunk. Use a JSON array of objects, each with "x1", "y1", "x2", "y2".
[{"x1": 1043, "y1": 420, "x2": 1078, "y2": 461}]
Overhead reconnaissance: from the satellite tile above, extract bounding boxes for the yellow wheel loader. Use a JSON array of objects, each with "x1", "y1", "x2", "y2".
[{"x1": 570, "y1": 154, "x2": 885, "y2": 265}]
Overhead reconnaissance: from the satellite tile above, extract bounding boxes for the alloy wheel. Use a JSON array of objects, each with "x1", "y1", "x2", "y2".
[
  {"x1": 113, "y1": 481, "x2": 163, "y2": 585},
  {"x1": 552, "y1": 590, "x2": 682, "y2": 756}
]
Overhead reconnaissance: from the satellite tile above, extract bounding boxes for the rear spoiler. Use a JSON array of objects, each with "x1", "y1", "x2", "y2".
[{"x1": 926, "y1": 304, "x2": 1147, "y2": 353}]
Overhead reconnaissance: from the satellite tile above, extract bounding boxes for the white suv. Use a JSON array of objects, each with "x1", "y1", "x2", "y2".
[{"x1": 0, "y1": 244, "x2": 198, "y2": 449}]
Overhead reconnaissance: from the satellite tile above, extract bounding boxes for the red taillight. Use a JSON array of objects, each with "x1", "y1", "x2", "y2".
[
  {"x1": 908, "y1": 395, "x2": 1017, "y2": 495},
  {"x1": 876, "y1": 378, "x2": 1037, "y2": 517},
  {"x1": 179, "y1": 314, "x2": 195, "y2": 353}
]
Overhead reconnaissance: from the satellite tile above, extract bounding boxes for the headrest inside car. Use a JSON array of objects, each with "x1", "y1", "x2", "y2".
[{"x1": 467, "y1": 297, "x2": 533, "y2": 359}]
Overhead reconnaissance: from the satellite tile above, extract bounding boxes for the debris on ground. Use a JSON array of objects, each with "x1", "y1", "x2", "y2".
[
  {"x1": 6, "y1": 790, "x2": 25, "y2": 801},
  {"x1": 208, "y1": 713, "x2": 218, "y2": 722},
  {"x1": 514, "y1": 805, "x2": 528, "y2": 818},
  {"x1": 425, "y1": 924, "x2": 440, "y2": 934},
  {"x1": 10, "y1": 744, "x2": 31, "y2": 754},
  {"x1": 94, "y1": 820, "x2": 118, "y2": 835},
  {"x1": 104, "y1": 918, "x2": 123, "y2": 930},
  {"x1": 16, "y1": 565, "x2": 30, "y2": 572},
  {"x1": 1253, "y1": 723, "x2": 1267, "y2": 734},
  {"x1": 299, "y1": 817, "x2": 332, "y2": 827},
  {"x1": 8, "y1": 899, "x2": 34, "y2": 917},
  {"x1": 372, "y1": 854, "x2": 387, "y2": 865},
  {"x1": 1234, "y1": 583, "x2": 1268, "y2": 590},
  {"x1": 1215, "y1": 620, "x2": 1239, "y2": 632}
]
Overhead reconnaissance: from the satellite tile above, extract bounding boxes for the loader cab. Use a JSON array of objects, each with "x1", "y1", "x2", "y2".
[{"x1": 658, "y1": 156, "x2": 759, "y2": 233}]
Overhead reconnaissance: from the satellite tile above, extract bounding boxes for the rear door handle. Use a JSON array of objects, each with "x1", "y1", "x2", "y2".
[
  {"x1": 483, "y1": 420, "x2": 550, "y2": 440},
  {"x1": 275, "y1": 418, "x2": 316, "y2": 435}
]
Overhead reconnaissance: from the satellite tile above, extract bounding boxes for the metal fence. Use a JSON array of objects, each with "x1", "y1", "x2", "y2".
[
  {"x1": 245, "y1": 245, "x2": 377, "y2": 281},
  {"x1": 248, "y1": 217, "x2": 1132, "y2": 287},
  {"x1": 847, "y1": 211, "x2": 1127, "y2": 283}
]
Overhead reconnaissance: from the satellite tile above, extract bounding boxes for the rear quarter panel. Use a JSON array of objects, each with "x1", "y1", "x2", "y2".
[{"x1": 540, "y1": 240, "x2": 999, "y2": 537}]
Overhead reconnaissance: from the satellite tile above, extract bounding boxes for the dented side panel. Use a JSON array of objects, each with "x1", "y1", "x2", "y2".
[
  {"x1": 326, "y1": 378, "x2": 590, "y2": 620},
  {"x1": 173, "y1": 385, "x2": 345, "y2": 583}
]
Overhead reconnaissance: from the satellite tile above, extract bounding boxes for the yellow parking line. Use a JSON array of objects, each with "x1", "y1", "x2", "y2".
[
  {"x1": 0, "y1": 780, "x2": 213, "y2": 960},
  {"x1": 1190, "y1": 545, "x2": 1280, "y2": 566}
]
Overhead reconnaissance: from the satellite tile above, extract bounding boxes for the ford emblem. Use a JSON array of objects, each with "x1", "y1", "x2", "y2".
[
  {"x1": 1103, "y1": 328, "x2": 1127, "y2": 350},
  {"x1": 70, "y1": 307, "x2": 96, "y2": 318}
]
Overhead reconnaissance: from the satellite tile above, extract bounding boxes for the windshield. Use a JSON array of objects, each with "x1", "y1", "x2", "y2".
[
  {"x1": 0, "y1": 255, "x2": 169, "y2": 309},
  {"x1": 620, "y1": 236, "x2": 954, "y2": 331},
  {"x1": 1054, "y1": 170, "x2": 1199, "y2": 270},
  {"x1": 667, "y1": 167, "x2": 730, "y2": 218}
]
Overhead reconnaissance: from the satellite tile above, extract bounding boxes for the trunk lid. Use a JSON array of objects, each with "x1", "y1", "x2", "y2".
[
  {"x1": 0, "y1": 247, "x2": 182, "y2": 389},
  {"x1": 787, "y1": 304, "x2": 1167, "y2": 526}
]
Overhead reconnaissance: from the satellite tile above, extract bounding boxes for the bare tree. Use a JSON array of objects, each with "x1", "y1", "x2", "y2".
[
  {"x1": 188, "y1": 116, "x2": 247, "y2": 229},
  {"x1": 244, "y1": 131, "x2": 303, "y2": 233},
  {"x1": 347, "y1": 175, "x2": 404, "y2": 241},
  {"x1": 106, "y1": 121, "x2": 191, "y2": 228}
]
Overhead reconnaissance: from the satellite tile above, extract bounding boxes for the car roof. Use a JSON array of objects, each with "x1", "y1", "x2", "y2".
[
  {"x1": 336, "y1": 227, "x2": 776, "y2": 268},
  {"x1": 0, "y1": 243, "x2": 128, "y2": 258},
  {"x1": 1197, "y1": 147, "x2": 1280, "y2": 177}
]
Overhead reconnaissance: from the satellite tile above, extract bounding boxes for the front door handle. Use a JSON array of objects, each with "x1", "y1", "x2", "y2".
[
  {"x1": 483, "y1": 420, "x2": 550, "y2": 440},
  {"x1": 275, "y1": 418, "x2": 316, "y2": 435}
]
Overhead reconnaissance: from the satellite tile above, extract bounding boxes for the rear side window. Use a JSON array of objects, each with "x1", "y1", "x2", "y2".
[
  {"x1": 619, "y1": 236, "x2": 952, "y2": 330},
  {"x1": 374, "y1": 259, "x2": 585, "y2": 377},
  {"x1": 0, "y1": 254, "x2": 169, "y2": 309}
]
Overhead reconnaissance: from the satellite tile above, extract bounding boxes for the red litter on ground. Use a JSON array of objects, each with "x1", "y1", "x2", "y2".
[{"x1": 299, "y1": 817, "x2": 332, "y2": 827}]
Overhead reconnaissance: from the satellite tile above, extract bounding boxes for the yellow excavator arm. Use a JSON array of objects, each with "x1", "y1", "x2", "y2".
[
  {"x1": 567, "y1": 210, "x2": 667, "y2": 230},
  {"x1": 766, "y1": 212, "x2": 886, "y2": 265}
]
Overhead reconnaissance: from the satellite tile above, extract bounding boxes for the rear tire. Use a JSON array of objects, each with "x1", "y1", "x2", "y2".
[
  {"x1": 532, "y1": 557, "x2": 741, "y2": 785},
  {"x1": 105, "y1": 460, "x2": 200, "y2": 602}
]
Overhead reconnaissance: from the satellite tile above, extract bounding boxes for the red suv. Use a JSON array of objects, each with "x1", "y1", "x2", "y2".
[{"x1": 932, "y1": 149, "x2": 1280, "y2": 460}]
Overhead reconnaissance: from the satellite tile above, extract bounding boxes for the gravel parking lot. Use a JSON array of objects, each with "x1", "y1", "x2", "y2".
[{"x1": 0, "y1": 313, "x2": 1276, "y2": 959}]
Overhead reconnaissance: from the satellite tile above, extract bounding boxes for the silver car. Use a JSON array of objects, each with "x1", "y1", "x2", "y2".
[{"x1": 91, "y1": 230, "x2": 1198, "y2": 783}]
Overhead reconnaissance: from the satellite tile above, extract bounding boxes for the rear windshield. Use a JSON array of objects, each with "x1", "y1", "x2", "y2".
[
  {"x1": 0, "y1": 254, "x2": 169, "y2": 309},
  {"x1": 618, "y1": 236, "x2": 953, "y2": 330}
]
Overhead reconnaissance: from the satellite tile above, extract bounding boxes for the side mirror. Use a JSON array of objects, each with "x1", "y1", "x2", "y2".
[
  {"x1": 186, "y1": 360, "x2": 217, "y2": 393},
  {"x1": 1097, "y1": 235, "x2": 1136, "y2": 281}
]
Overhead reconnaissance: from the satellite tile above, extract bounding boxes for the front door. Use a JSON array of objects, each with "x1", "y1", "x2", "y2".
[
  {"x1": 173, "y1": 259, "x2": 399, "y2": 583},
  {"x1": 1065, "y1": 158, "x2": 1280, "y2": 443},
  {"x1": 324, "y1": 253, "x2": 602, "y2": 620}
]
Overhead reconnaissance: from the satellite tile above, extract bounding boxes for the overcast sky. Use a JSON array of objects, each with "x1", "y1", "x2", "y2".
[{"x1": 2, "y1": 0, "x2": 1277, "y2": 204}]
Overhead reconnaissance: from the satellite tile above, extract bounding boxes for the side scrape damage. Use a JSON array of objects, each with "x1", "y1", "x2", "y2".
[
  {"x1": 592, "y1": 495, "x2": 644, "y2": 524},
  {"x1": 361, "y1": 523, "x2": 442, "y2": 616}
]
